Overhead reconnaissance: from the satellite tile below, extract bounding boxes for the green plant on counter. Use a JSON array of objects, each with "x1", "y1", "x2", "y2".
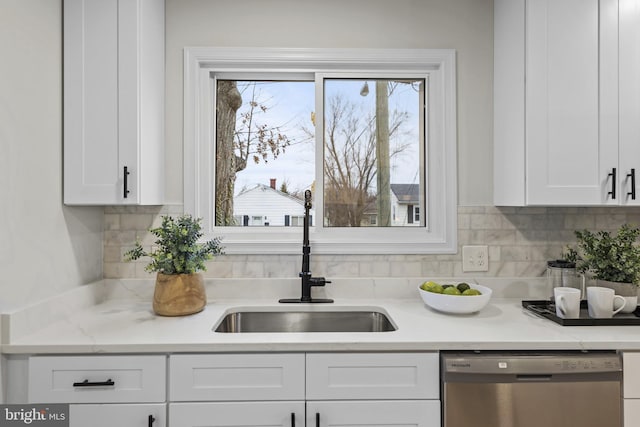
[
  {"x1": 125, "y1": 214, "x2": 223, "y2": 275},
  {"x1": 574, "y1": 223, "x2": 640, "y2": 285}
]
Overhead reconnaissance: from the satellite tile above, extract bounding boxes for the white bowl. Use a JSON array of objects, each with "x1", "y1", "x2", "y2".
[{"x1": 418, "y1": 282, "x2": 492, "y2": 314}]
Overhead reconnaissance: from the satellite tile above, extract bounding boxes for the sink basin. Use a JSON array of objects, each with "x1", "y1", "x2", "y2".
[{"x1": 214, "y1": 308, "x2": 397, "y2": 333}]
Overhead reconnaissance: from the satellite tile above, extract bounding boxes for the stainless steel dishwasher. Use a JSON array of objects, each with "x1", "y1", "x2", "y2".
[{"x1": 441, "y1": 351, "x2": 622, "y2": 427}]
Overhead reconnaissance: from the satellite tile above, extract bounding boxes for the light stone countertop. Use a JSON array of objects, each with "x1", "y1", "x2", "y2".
[{"x1": 2, "y1": 278, "x2": 640, "y2": 354}]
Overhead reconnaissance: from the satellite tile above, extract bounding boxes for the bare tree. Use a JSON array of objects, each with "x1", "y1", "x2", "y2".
[
  {"x1": 215, "y1": 81, "x2": 296, "y2": 225},
  {"x1": 234, "y1": 83, "x2": 293, "y2": 167},
  {"x1": 321, "y1": 91, "x2": 411, "y2": 227},
  {"x1": 215, "y1": 81, "x2": 243, "y2": 226}
]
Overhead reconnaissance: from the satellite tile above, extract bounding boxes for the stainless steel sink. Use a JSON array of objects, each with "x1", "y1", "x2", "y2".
[{"x1": 214, "y1": 308, "x2": 397, "y2": 333}]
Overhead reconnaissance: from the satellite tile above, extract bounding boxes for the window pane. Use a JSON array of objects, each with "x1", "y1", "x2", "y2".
[
  {"x1": 214, "y1": 80, "x2": 315, "y2": 226},
  {"x1": 323, "y1": 79, "x2": 425, "y2": 227}
]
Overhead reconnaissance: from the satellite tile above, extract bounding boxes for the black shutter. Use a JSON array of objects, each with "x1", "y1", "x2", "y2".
[
  {"x1": 407, "y1": 205, "x2": 413, "y2": 224},
  {"x1": 243, "y1": 215, "x2": 249, "y2": 226},
  {"x1": 309, "y1": 215, "x2": 313, "y2": 227},
  {"x1": 285, "y1": 215, "x2": 290, "y2": 226}
]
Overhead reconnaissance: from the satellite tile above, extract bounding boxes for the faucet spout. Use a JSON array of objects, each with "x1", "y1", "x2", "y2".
[{"x1": 280, "y1": 190, "x2": 333, "y2": 303}]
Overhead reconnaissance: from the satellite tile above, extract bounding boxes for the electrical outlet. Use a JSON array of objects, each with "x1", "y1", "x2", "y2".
[{"x1": 462, "y1": 245, "x2": 489, "y2": 272}]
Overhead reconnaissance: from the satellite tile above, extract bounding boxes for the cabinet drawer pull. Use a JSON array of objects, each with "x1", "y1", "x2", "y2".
[
  {"x1": 148, "y1": 415, "x2": 156, "y2": 427},
  {"x1": 72, "y1": 379, "x2": 115, "y2": 387},
  {"x1": 315, "y1": 412, "x2": 320, "y2": 427},
  {"x1": 123, "y1": 166, "x2": 131, "y2": 198},
  {"x1": 627, "y1": 168, "x2": 636, "y2": 200},
  {"x1": 290, "y1": 412, "x2": 295, "y2": 427},
  {"x1": 608, "y1": 168, "x2": 617, "y2": 200}
]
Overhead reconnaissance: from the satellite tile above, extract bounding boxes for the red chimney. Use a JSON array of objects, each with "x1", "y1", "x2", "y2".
[{"x1": 270, "y1": 178, "x2": 276, "y2": 189}]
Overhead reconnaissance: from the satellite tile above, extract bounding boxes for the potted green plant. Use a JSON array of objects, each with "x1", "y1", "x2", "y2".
[
  {"x1": 125, "y1": 214, "x2": 223, "y2": 316},
  {"x1": 574, "y1": 223, "x2": 640, "y2": 298}
]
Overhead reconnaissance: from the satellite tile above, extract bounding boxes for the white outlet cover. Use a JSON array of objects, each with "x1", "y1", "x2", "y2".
[{"x1": 462, "y1": 245, "x2": 489, "y2": 272}]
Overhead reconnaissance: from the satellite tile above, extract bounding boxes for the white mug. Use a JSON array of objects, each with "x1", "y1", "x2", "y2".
[
  {"x1": 615, "y1": 295, "x2": 638, "y2": 314},
  {"x1": 587, "y1": 286, "x2": 626, "y2": 318},
  {"x1": 554, "y1": 287, "x2": 581, "y2": 319}
]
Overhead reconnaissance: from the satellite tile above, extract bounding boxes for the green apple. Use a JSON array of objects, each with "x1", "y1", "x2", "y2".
[{"x1": 443, "y1": 286, "x2": 461, "y2": 295}]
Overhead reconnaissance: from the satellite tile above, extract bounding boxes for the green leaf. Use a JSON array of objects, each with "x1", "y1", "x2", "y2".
[
  {"x1": 574, "y1": 224, "x2": 640, "y2": 284},
  {"x1": 123, "y1": 214, "x2": 224, "y2": 274}
]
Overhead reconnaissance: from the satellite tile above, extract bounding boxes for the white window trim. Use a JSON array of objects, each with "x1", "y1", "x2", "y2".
[{"x1": 184, "y1": 47, "x2": 457, "y2": 255}]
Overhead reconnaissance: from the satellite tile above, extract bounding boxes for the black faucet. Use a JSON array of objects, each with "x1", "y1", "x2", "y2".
[{"x1": 280, "y1": 190, "x2": 333, "y2": 303}]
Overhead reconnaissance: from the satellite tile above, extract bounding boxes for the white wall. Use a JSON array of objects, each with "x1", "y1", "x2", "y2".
[
  {"x1": 0, "y1": 0, "x2": 103, "y2": 310},
  {"x1": 0, "y1": 0, "x2": 494, "y2": 303},
  {"x1": 164, "y1": 0, "x2": 494, "y2": 206}
]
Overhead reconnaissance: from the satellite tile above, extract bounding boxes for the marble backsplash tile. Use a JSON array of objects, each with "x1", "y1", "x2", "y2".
[{"x1": 103, "y1": 205, "x2": 640, "y2": 280}]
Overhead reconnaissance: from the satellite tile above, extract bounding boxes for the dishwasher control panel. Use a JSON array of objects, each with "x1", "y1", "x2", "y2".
[{"x1": 442, "y1": 351, "x2": 622, "y2": 375}]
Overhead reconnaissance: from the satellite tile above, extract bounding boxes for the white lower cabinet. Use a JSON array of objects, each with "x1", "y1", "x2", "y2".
[
  {"x1": 168, "y1": 400, "x2": 438, "y2": 427},
  {"x1": 70, "y1": 403, "x2": 166, "y2": 427},
  {"x1": 168, "y1": 352, "x2": 440, "y2": 427},
  {"x1": 27, "y1": 355, "x2": 167, "y2": 426},
  {"x1": 21, "y1": 352, "x2": 439, "y2": 427},
  {"x1": 169, "y1": 401, "x2": 304, "y2": 427},
  {"x1": 625, "y1": 401, "x2": 640, "y2": 427},
  {"x1": 308, "y1": 400, "x2": 440, "y2": 427},
  {"x1": 306, "y1": 352, "x2": 440, "y2": 427},
  {"x1": 623, "y1": 352, "x2": 640, "y2": 426}
]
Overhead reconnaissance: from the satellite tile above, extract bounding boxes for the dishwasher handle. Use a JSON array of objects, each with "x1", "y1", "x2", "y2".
[{"x1": 516, "y1": 374, "x2": 553, "y2": 382}]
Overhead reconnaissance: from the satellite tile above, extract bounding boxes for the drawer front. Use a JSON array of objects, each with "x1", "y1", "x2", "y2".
[
  {"x1": 306, "y1": 352, "x2": 439, "y2": 400},
  {"x1": 170, "y1": 353, "x2": 305, "y2": 401},
  {"x1": 624, "y1": 352, "x2": 640, "y2": 398},
  {"x1": 28, "y1": 355, "x2": 166, "y2": 403}
]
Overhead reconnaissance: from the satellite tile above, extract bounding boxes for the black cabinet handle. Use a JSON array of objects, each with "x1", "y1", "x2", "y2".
[
  {"x1": 608, "y1": 168, "x2": 617, "y2": 200},
  {"x1": 627, "y1": 168, "x2": 636, "y2": 200},
  {"x1": 72, "y1": 379, "x2": 115, "y2": 387},
  {"x1": 315, "y1": 413, "x2": 320, "y2": 427},
  {"x1": 123, "y1": 166, "x2": 130, "y2": 198},
  {"x1": 148, "y1": 415, "x2": 156, "y2": 427},
  {"x1": 290, "y1": 413, "x2": 295, "y2": 427}
]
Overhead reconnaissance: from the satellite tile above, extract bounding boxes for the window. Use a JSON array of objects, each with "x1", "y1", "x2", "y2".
[
  {"x1": 291, "y1": 216, "x2": 305, "y2": 227},
  {"x1": 184, "y1": 48, "x2": 457, "y2": 254}
]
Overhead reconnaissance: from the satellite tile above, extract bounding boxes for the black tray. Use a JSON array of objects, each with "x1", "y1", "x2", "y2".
[{"x1": 522, "y1": 300, "x2": 640, "y2": 326}]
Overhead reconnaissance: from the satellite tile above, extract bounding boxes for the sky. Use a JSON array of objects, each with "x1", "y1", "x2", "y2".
[{"x1": 228, "y1": 79, "x2": 422, "y2": 196}]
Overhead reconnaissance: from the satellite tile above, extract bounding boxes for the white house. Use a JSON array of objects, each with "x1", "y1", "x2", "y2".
[
  {"x1": 233, "y1": 183, "x2": 315, "y2": 227},
  {"x1": 391, "y1": 184, "x2": 420, "y2": 226}
]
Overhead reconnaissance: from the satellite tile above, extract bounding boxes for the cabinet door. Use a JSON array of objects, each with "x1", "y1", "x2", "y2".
[
  {"x1": 619, "y1": 0, "x2": 640, "y2": 206},
  {"x1": 625, "y1": 399, "x2": 640, "y2": 427},
  {"x1": 64, "y1": 0, "x2": 121, "y2": 204},
  {"x1": 117, "y1": 0, "x2": 165, "y2": 205},
  {"x1": 308, "y1": 400, "x2": 440, "y2": 427},
  {"x1": 70, "y1": 404, "x2": 165, "y2": 427},
  {"x1": 63, "y1": 0, "x2": 164, "y2": 205},
  {"x1": 169, "y1": 401, "x2": 304, "y2": 427},
  {"x1": 525, "y1": 0, "x2": 618, "y2": 205}
]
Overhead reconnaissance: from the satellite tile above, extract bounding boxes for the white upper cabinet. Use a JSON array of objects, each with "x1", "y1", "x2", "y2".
[
  {"x1": 494, "y1": 0, "x2": 640, "y2": 206},
  {"x1": 64, "y1": 0, "x2": 164, "y2": 205},
  {"x1": 619, "y1": 0, "x2": 640, "y2": 205}
]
